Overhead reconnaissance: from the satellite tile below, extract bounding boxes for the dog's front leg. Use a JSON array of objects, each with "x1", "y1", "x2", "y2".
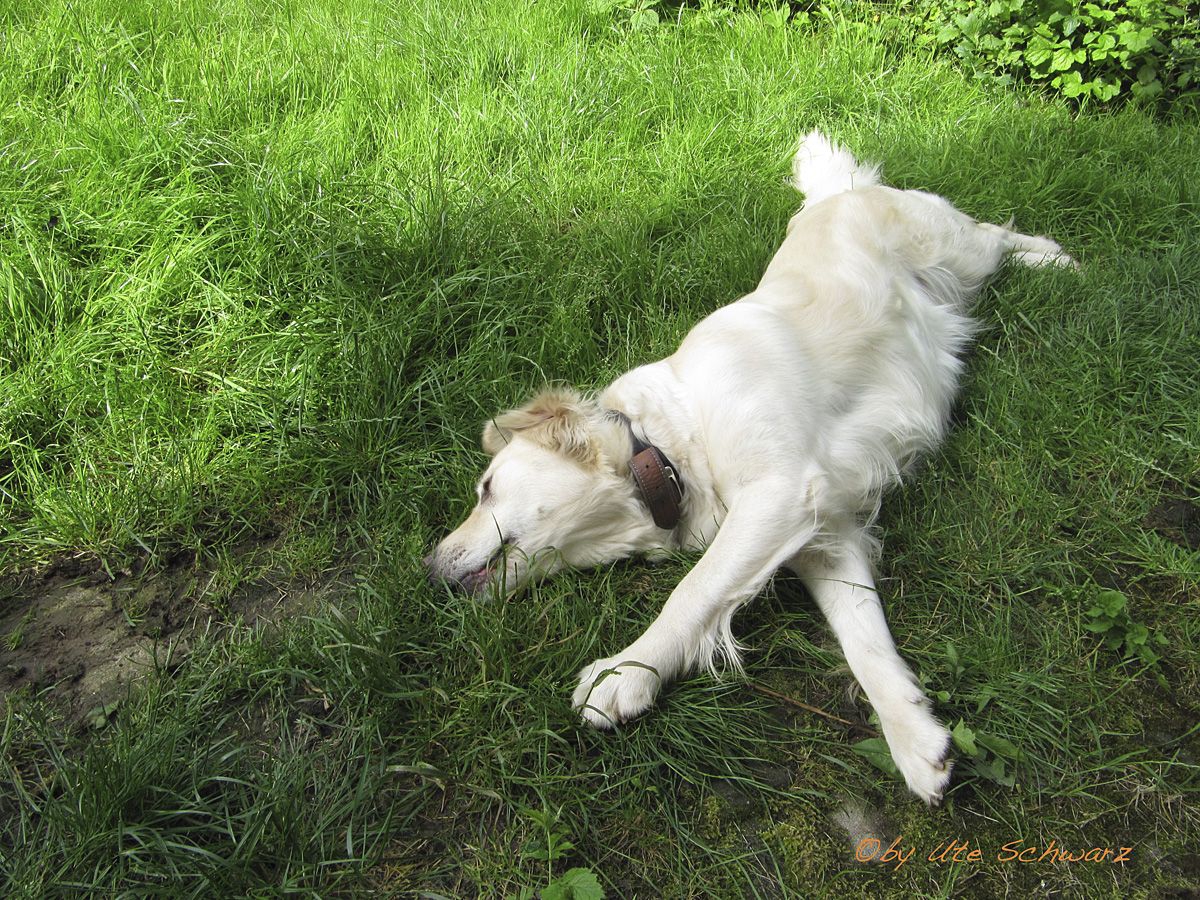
[
  {"x1": 573, "y1": 479, "x2": 816, "y2": 729},
  {"x1": 791, "y1": 543, "x2": 953, "y2": 804}
]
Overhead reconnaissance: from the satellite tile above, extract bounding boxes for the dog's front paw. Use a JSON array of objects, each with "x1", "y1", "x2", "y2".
[
  {"x1": 886, "y1": 714, "x2": 954, "y2": 805},
  {"x1": 572, "y1": 656, "x2": 662, "y2": 729}
]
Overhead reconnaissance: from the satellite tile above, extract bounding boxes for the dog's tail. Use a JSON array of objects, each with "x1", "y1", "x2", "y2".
[{"x1": 791, "y1": 130, "x2": 880, "y2": 204}]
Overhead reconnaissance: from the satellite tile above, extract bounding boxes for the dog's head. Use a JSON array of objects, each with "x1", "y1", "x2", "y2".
[{"x1": 425, "y1": 388, "x2": 664, "y2": 596}]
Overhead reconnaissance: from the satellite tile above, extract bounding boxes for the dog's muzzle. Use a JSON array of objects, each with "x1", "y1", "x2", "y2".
[{"x1": 424, "y1": 540, "x2": 512, "y2": 595}]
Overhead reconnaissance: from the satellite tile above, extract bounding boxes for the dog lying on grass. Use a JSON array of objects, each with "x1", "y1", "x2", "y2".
[{"x1": 426, "y1": 132, "x2": 1074, "y2": 803}]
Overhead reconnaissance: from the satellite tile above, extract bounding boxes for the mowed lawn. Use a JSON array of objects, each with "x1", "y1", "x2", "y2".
[{"x1": 1, "y1": 0, "x2": 1198, "y2": 896}]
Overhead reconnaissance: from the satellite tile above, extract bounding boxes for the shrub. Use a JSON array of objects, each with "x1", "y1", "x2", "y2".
[{"x1": 916, "y1": 0, "x2": 1199, "y2": 109}]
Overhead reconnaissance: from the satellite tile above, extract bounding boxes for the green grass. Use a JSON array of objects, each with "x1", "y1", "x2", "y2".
[{"x1": 2, "y1": 0, "x2": 1198, "y2": 896}]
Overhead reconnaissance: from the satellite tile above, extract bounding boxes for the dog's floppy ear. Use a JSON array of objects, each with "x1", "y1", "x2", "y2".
[{"x1": 482, "y1": 387, "x2": 596, "y2": 461}]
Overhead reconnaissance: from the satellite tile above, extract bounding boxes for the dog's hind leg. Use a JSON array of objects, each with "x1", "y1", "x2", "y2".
[
  {"x1": 789, "y1": 539, "x2": 953, "y2": 804},
  {"x1": 978, "y1": 221, "x2": 1077, "y2": 269}
]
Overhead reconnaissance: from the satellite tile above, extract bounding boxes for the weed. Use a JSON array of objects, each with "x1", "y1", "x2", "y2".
[
  {"x1": 515, "y1": 808, "x2": 605, "y2": 900},
  {"x1": 949, "y1": 719, "x2": 1024, "y2": 788},
  {"x1": 1085, "y1": 586, "x2": 1169, "y2": 670},
  {"x1": 913, "y1": 0, "x2": 1200, "y2": 108}
]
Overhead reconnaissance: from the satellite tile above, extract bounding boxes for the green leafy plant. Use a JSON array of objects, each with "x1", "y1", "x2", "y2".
[
  {"x1": 950, "y1": 719, "x2": 1024, "y2": 787},
  {"x1": 916, "y1": 0, "x2": 1199, "y2": 108},
  {"x1": 540, "y1": 869, "x2": 605, "y2": 900},
  {"x1": 854, "y1": 643, "x2": 1023, "y2": 787},
  {"x1": 851, "y1": 736, "x2": 902, "y2": 778},
  {"x1": 1084, "y1": 587, "x2": 1168, "y2": 668},
  {"x1": 919, "y1": 642, "x2": 1000, "y2": 714},
  {"x1": 587, "y1": 0, "x2": 662, "y2": 30},
  {"x1": 853, "y1": 722, "x2": 1024, "y2": 788},
  {"x1": 515, "y1": 808, "x2": 605, "y2": 900}
]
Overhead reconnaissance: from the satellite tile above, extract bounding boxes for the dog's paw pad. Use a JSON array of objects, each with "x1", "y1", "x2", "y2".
[{"x1": 572, "y1": 658, "x2": 661, "y2": 728}]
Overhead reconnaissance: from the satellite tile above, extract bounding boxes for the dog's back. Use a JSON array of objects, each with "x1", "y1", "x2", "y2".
[{"x1": 738, "y1": 135, "x2": 1066, "y2": 513}]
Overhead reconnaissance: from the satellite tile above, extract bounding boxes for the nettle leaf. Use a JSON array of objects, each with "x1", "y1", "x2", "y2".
[
  {"x1": 762, "y1": 5, "x2": 789, "y2": 29},
  {"x1": 1061, "y1": 78, "x2": 1089, "y2": 97},
  {"x1": 1050, "y1": 47, "x2": 1077, "y2": 72},
  {"x1": 852, "y1": 738, "x2": 900, "y2": 778},
  {"x1": 973, "y1": 684, "x2": 998, "y2": 714},
  {"x1": 543, "y1": 868, "x2": 605, "y2": 900},
  {"x1": 936, "y1": 22, "x2": 963, "y2": 43},
  {"x1": 629, "y1": 8, "x2": 658, "y2": 30},
  {"x1": 1131, "y1": 76, "x2": 1164, "y2": 100},
  {"x1": 980, "y1": 33, "x2": 1005, "y2": 53},
  {"x1": 1096, "y1": 590, "x2": 1127, "y2": 618},
  {"x1": 945, "y1": 642, "x2": 962, "y2": 676},
  {"x1": 1055, "y1": 69, "x2": 1084, "y2": 89},
  {"x1": 1137, "y1": 644, "x2": 1162, "y2": 665},
  {"x1": 956, "y1": 11, "x2": 985, "y2": 39},
  {"x1": 998, "y1": 44, "x2": 1023, "y2": 66},
  {"x1": 85, "y1": 703, "x2": 118, "y2": 730},
  {"x1": 1118, "y1": 26, "x2": 1156, "y2": 54},
  {"x1": 976, "y1": 732, "x2": 1024, "y2": 761},
  {"x1": 564, "y1": 868, "x2": 605, "y2": 900},
  {"x1": 524, "y1": 838, "x2": 574, "y2": 861},
  {"x1": 1125, "y1": 622, "x2": 1150, "y2": 647},
  {"x1": 969, "y1": 754, "x2": 1016, "y2": 787},
  {"x1": 951, "y1": 720, "x2": 980, "y2": 757},
  {"x1": 1025, "y1": 38, "x2": 1056, "y2": 70}
]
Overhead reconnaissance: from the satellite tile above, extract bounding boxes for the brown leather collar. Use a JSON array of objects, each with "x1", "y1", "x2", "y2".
[{"x1": 610, "y1": 412, "x2": 684, "y2": 530}]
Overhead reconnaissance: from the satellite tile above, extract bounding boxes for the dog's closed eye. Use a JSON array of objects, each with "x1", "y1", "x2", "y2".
[{"x1": 479, "y1": 476, "x2": 493, "y2": 501}]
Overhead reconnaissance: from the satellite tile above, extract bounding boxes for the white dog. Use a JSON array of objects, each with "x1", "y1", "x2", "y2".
[{"x1": 426, "y1": 132, "x2": 1073, "y2": 803}]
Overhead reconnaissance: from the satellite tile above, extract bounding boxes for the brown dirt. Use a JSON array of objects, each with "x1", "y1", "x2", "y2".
[
  {"x1": 1143, "y1": 491, "x2": 1200, "y2": 552},
  {"x1": 0, "y1": 553, "x2": 345, "y2": 727}
]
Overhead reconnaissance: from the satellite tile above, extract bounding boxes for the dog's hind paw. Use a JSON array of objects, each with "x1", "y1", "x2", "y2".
[{"x1": 572, "y1": 656, "x2": 662, "y2": 729}]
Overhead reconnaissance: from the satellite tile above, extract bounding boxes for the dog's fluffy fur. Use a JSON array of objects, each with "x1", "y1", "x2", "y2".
[{"x1": 426, "y1": 132, "x2": 1074, "y2": 803}]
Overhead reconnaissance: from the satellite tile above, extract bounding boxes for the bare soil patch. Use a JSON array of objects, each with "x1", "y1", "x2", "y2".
[
  {"x1": 1144, "y1": 490, "x2": 1200, "y2": 552},
  {"x1": 0, "y1": 553, "x2": 345, "y2": 726}
]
